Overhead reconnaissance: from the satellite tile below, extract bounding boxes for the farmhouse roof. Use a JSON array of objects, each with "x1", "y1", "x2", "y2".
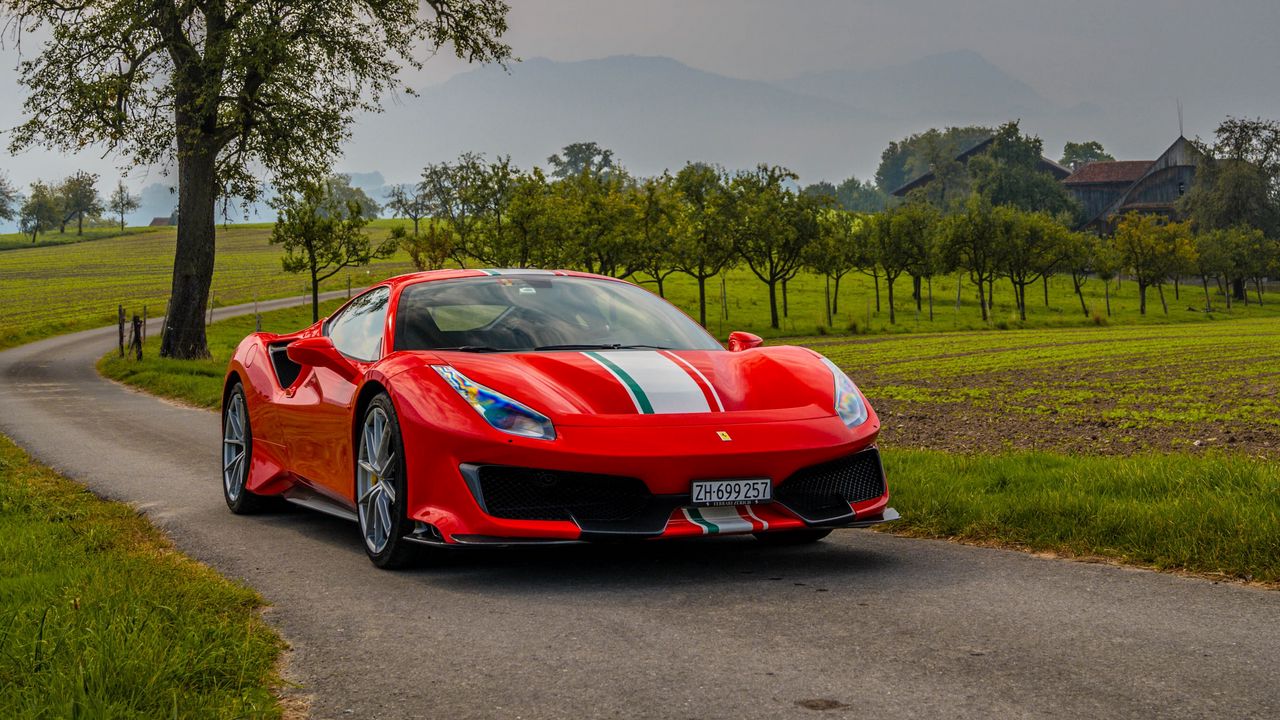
[
  {"x1": 1063, "y1": 161, "x2": 1154, "y2": 185},
  {"x1": 148, "y1": 217, "x2": 172, "y2": 227}
]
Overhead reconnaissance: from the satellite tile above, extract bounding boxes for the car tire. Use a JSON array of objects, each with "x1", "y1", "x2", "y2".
[
  {"x1": 222, "y1": 383, "x2": 272, "y2": 514},
  {"x1": 752, "y1": 528, "x2": 834, "y2": 545},
  {"x1": 356, "y1": 394, "x2": 419, "y2": 570}
]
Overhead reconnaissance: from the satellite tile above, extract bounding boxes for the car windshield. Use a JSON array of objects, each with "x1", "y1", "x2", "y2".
[{"x1": 394, "y1": 275, "x2": 723, "y2": 353}]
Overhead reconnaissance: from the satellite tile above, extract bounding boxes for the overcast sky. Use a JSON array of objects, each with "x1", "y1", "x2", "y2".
[{"x1": 3, "y1": 0, "x2": 1279, "y2": 188}]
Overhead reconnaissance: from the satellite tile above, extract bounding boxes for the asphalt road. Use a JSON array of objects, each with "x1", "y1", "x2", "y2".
[{"x1": 1, "y1": 295, "x2": 1276, "y2": 719}]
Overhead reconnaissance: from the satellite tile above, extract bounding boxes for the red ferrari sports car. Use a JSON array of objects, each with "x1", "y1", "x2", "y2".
[{"x1": 222, "y1": 269, "x2": 897, "y2": 568}]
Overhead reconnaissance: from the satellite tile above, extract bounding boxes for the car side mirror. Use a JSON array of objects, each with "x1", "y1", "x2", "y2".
[
  {"x1": 727, "y1": 331, "x2": 764, "y2": 352},
  {"x1": 286, "y1": 336, "x2": 359, "y2": 382}
]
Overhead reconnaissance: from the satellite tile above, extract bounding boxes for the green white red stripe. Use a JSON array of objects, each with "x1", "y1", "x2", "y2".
[
  {"x1": 682, "y1": 506, "x2": 769, "y2": 534},
  {"x1": 583, "y1": 350, "x2": 723, "y2": 414}
]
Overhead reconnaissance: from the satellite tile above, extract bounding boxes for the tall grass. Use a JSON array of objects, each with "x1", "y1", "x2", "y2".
[{"x1": 0, "y1": 435, "x2": 283, "y2": 718}]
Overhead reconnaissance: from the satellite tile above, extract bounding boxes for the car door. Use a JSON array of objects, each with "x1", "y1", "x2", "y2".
[{"x1": 280, "y1": 287, "x2": 391, "y2": 501}]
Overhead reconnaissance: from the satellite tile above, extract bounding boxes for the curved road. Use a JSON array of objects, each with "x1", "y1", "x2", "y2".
[{"x1": 1, "y1": 297, "x2": 1276, "y2": 719}]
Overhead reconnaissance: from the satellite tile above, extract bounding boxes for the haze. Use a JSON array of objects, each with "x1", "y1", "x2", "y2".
[{"x1": 2, "y1": 0, "x2": 1278, "y2": 200}]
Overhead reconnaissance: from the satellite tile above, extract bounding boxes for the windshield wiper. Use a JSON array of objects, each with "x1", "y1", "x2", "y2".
[
  {"x1": 435, "y1": 345, "x2": 507, "y2": 353},
  {"x1": 533, "y1": 343, "x2": 671, "y2": 351}
]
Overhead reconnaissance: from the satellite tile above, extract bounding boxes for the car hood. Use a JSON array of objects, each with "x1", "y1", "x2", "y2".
[{"x1": 411, "y1": 347, "x2": 841, "y2": 427}]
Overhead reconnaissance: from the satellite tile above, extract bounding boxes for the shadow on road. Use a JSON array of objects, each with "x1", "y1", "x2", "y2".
[{"x1": 243, "y1": 505, "x2": 907, "y2": 595}]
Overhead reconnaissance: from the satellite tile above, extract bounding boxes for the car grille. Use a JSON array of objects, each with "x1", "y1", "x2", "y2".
[
  {"x1": 775, "y1": 449, "x2": 886, "y2": 523},
  {"x1": 474, "y1": 466, "x2": 653, "y2": 522}
]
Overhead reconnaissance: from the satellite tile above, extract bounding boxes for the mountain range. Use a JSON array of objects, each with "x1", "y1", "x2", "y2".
[{"x1": 346, "y1": 50, "x2": 1101, "y2": 188}]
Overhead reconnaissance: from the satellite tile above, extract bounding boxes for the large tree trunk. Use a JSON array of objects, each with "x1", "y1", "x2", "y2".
[
  {"x1": 1105, "y1": 282, "x2": 1111, "y2": 316},
  {"x1": 1138, "y1": 281, "x2": 1147, "y2": 315},
  {"x1": 832, "y1": 275, "x2": 841, "y2": 315},
  {"x1": 1202, "y1": 276, "x2": 1212, "y2": 312},
  {"x1": 160, "y1": 145, "x2": 217, "y2": 359},
  {"x1": 310, "y1": 263, "x2": 320, "y2": 323},
  {"x1": 1043, "y1": 275, "x2": 1049, "y2": 306},
  {"x1": 1158, "y1": 284, "x2": 1168, "y2": 315},
  {"x1": 77, "y1": 213, "x2": 84, "y2": 236},
  {"x1": 781, "y1": 279, "x2": 789, "y2": 318},
  {"x1": 976, "y1": 275, "x2": 988, "y2": 322},
  {"x1": 1074, "y1": 275, "x2": 1088, "y2": 316},
  {"x1": 1018, "y1": 284, "x2": 1027, "y2": 321},
  {"x1": 873, "y1": 270, "x2": 881, "y2": 312},
  {"x1": 1232, "y1": 277, "x2": 1246, "y2": 301}
]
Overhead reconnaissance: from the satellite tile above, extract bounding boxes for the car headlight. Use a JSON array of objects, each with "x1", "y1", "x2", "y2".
[
  {"x1": 433, "y1": 365, "x2": 556, "y2": 440},
  {"x1": 819, "y1": 357, "x2": 868, "y2": 428}
]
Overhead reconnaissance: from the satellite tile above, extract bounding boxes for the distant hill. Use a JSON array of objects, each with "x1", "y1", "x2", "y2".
[
  {"x1": 348, "y1": 55, "x2": 895, "y2": 184},
  {"x1": 345, "y1": 52, "x2": 1099, "y2": 186},
  {"x1": 781, "y1": 50, "x2": 1058, "y2": 123}
]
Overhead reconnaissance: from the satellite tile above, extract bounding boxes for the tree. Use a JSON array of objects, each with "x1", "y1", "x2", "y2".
[
  {"x1": 18, "y1": 180, "x2": 60, "y2": 242},
  {"x1": 834, "y1": 176, "x2": 888, "y2": 213},
  {"x1": 628, "y1": 174, "x2": 680, "y2": 297},
  {"x1": 806, "y1": 210, "x2": 864, "y2": 324},
  {"x1": 467, "y1": 155, "x2": 519, "y2": 267},
  {"x1": 1063, "y1": 231, "x2": 1100, "y2": 316},
  {"x1": 107, "y1": 180, "x2": 140, "y2": 230},
  {"x1": 729, "y1": 165, "x2": 809, "y2": 330},
  {"x1": 385, "y1": 184, "x2": 431, "y2": 236},
  {"x1": 555, "y1": 166, "x2": 637, "y2": 278},
  {"x1": 395, "y1": 224, "x2": 454, "y2": 271},
  {"x1": 940, "y1": 195, "x2": 1004, "y2": 321},
  {"x1": 969, "y1": 121, "x2": 1080, "y2": 218},
  {"x1": 997, "y1": 210, "x2": 1073, "y2": 321},
  {"x1": 1092, "y1": 237, "x2": 1123, "y2": 317},
  {"x1": 547, "y1": 142, "x2": 615, "y2": 180},
  {"x1": 419, "y1": 153, "x2": 489, "y2": 267},
  {"x1": 503, "y1": 168, "x2": 561, "y2": 269},
  {"x1": 4, "y1": 0, "x2": 512, "y2": 359},
  {"x1": 1113, "y1": 213, "x2": 1195, "y2": 315},
  {"x1": 58, "y1": 171, "x2": 102, "y2": 235},
  {"x1": 672, "y1": 163, "x2": 736, "y2": 327},
  {"x1": 1192, "y1": 229, "x2": 1235, "y2": 311},
  {"x1": 0, "y1": 172, "x2": 17, "y2": 222},
  {"x1": 325, "y1": 175, "x2": 380, "y2": 220},
  {"x1": 872, "y1": 202, "x2": 936, "y2": 324},
  {"x1": 270, "y1": 177, "x2": 397, "y2": 322},
  {"x1": 875, "y1": 125, "x2": 992, "y2": 193},
  {"x1": 1060, "y1": 141, "x2": 1115, "y2": 169}
]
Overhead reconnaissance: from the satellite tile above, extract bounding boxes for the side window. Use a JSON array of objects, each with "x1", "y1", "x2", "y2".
[{"x1": 327, "y1": 287, "x2": 390, "y2": 361}]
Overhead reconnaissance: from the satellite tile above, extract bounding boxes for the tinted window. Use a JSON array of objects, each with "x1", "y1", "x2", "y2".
[
  {"x1": 328, "y1": 287, "x2": 390, "y2": 361},
  {"x1": 395, "y1": 275, "x2": 722, "y2": 352}
]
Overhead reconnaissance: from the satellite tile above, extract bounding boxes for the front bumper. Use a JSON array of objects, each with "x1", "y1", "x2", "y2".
[{"x1": 397, "y1": 408, "x2": 894, "y2": 544}]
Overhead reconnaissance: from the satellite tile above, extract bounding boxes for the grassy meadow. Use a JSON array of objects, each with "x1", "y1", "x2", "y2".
[
  {"x1": 0, "y1": 434, "x2": 283, "y2": 718},
  {"x1": 0, "y1": 226, "x2": 158, "y2": 252},
  {"x1": 5, "y1": 218, "x2": 1280, "y2": 351}
]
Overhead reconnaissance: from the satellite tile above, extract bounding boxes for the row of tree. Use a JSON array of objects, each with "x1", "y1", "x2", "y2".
[{"x1": 0, "y1": 171, "x2": 140, "y2": 240}]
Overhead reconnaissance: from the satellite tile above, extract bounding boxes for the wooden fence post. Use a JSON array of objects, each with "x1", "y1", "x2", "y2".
[
  {"x1": 130, "y1": 314, "x2": 143, "y2": 360},
  {"x1": 118, "y1": 305, "x2": 125, "y2": 358}
]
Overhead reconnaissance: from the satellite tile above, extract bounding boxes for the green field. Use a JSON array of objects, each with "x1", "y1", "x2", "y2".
[
  {"x1": 0, "y1": 226, "x2": 159, "y2": 252},
  {"x1": 101, "y1": 299, "x2": 1280, "y2": 584},
  {"x1": 810, "y1": 317, "x2": 1280, "y2": 455},
  {"x1": 0, "y1": 434, "x2": 283, "y2": 718},
  {"x1": 0, "y1": 222, "x2": 413, "y2": 350},
  {"x1": 5, "y1": 219, "x2": 1280, "y2": 351}
]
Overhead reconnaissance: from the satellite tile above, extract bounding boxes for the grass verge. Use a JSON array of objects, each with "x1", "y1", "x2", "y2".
[
  {"x1": 0, "y1": 433, "x2": 284, "y2": 718},
  {"x1": 884, "y1": 449, "x2": 1280, "y2": 584}
]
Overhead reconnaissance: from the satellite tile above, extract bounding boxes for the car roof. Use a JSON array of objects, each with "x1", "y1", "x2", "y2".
[{"x1": 377, "y1": 268, "x2": 630, "y2": 291}]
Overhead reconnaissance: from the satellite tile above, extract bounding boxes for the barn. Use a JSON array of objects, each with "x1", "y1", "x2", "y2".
[{"x1": 1063, "y1": 136, "x2": 1200, "y2": 232}]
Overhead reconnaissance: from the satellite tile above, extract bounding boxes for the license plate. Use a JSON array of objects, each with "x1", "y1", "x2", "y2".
[{"x1": 691, "y1": 478, "x2": 772, "y2": 507}]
